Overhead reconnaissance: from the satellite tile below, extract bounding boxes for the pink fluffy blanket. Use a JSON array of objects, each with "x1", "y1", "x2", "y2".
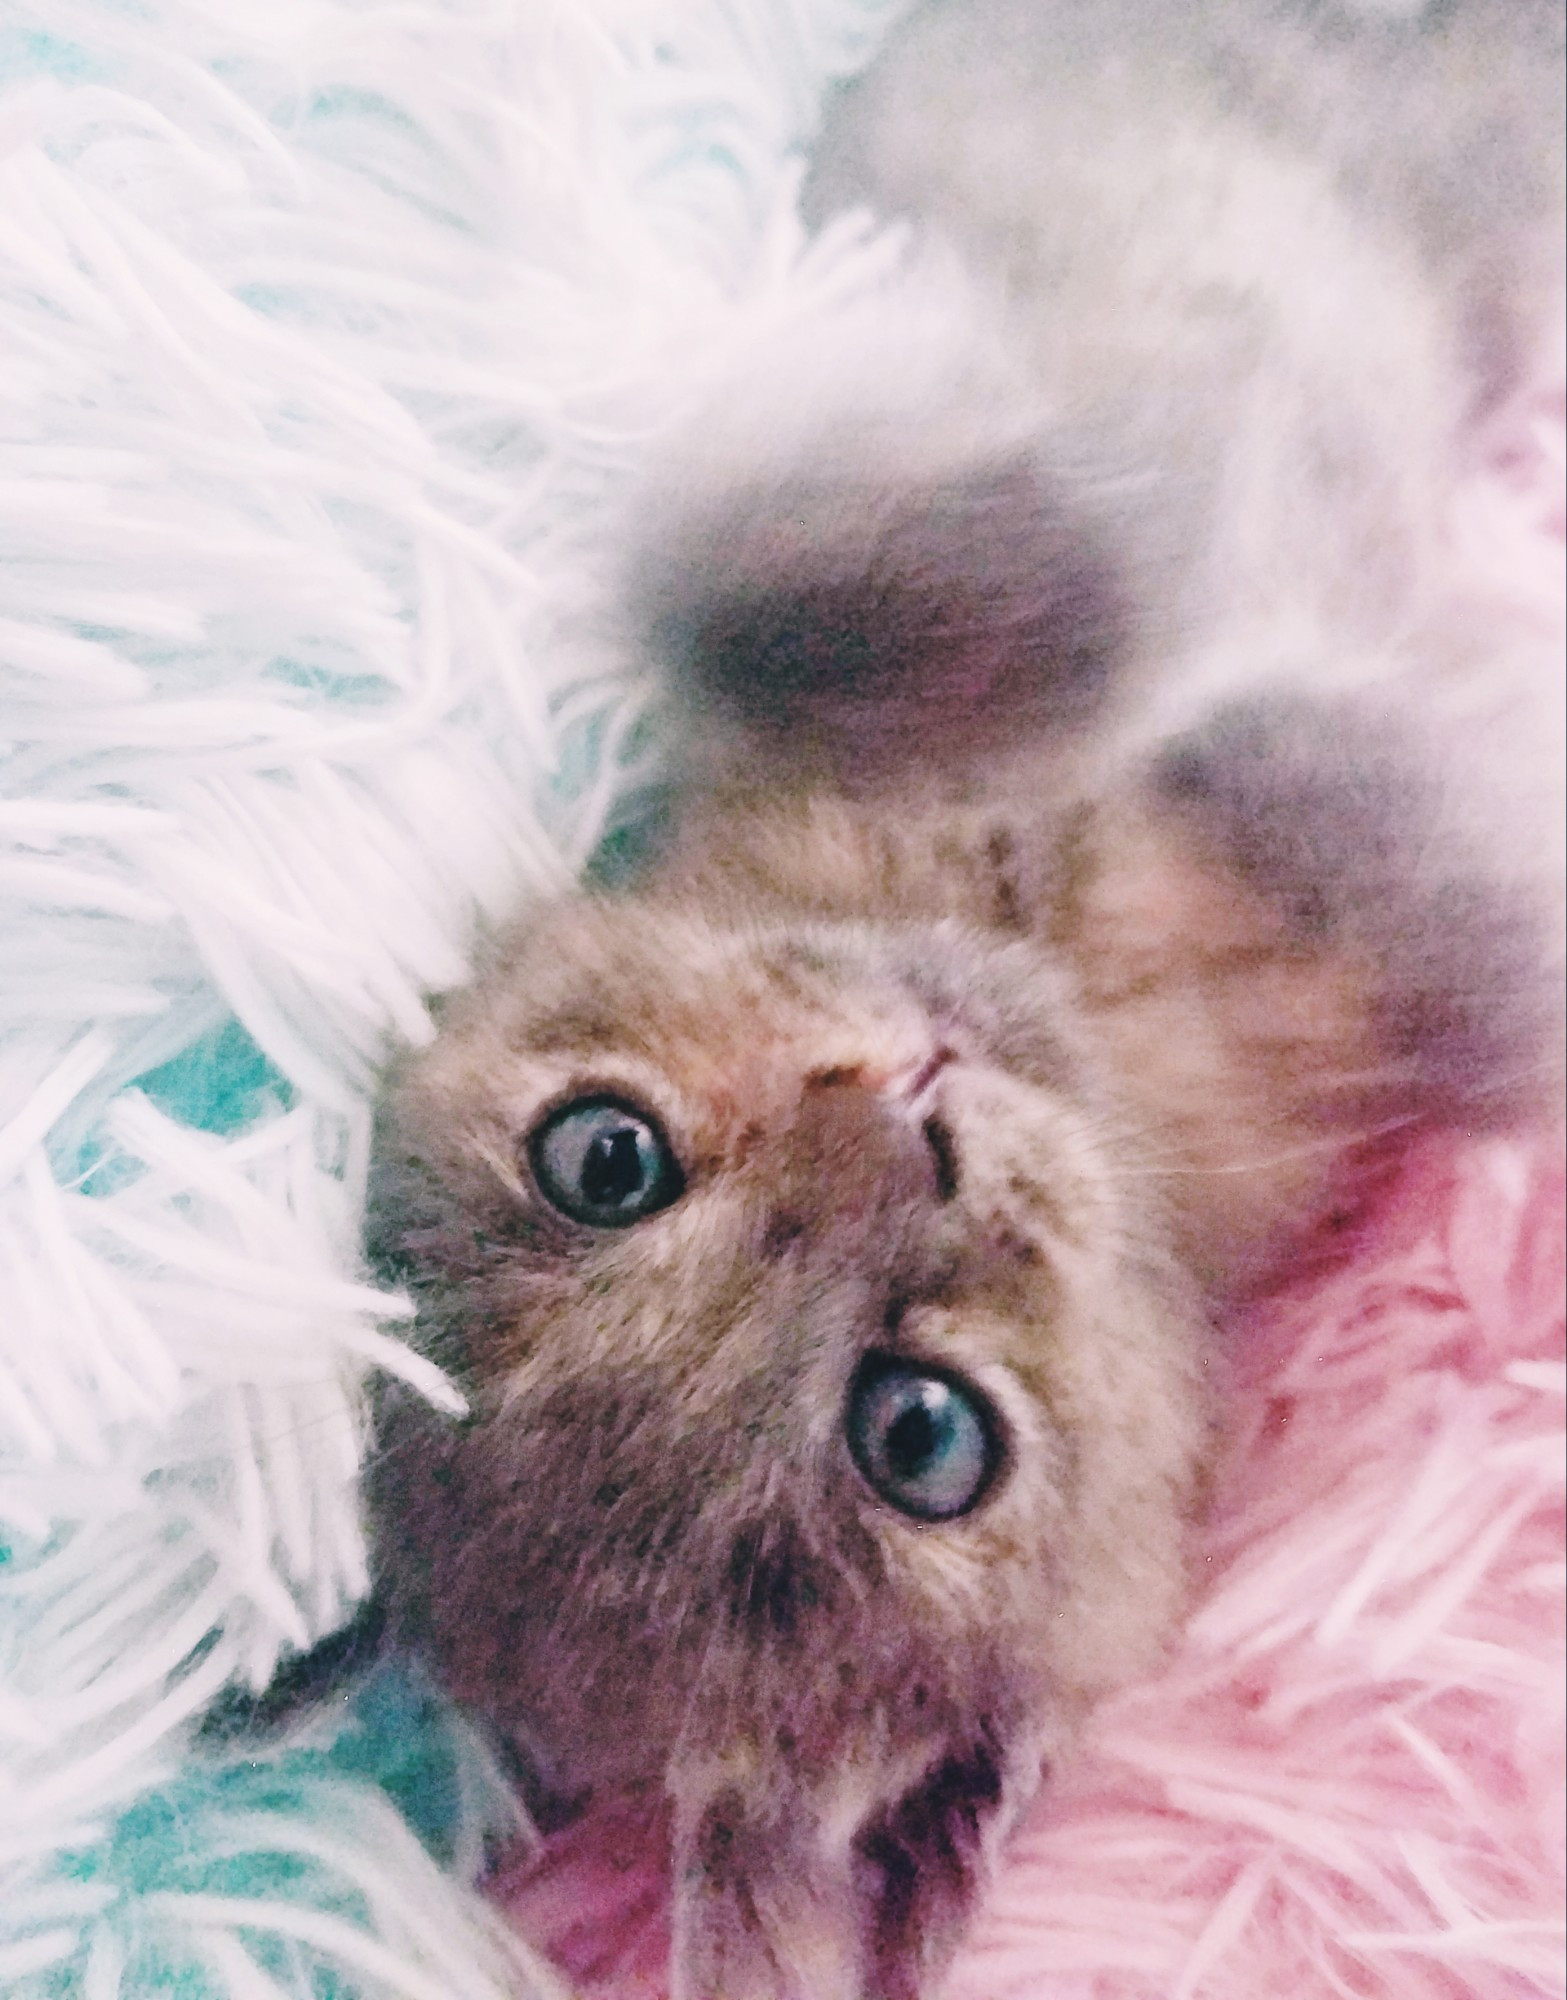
[{"x1": 493, "y1": 378, "x2": 1567, "y2": 2000}]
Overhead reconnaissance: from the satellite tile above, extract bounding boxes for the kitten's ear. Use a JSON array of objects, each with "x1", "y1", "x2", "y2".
[{"x1": 667, "y1": 1726, "x2": 1024, "y2": 2000}]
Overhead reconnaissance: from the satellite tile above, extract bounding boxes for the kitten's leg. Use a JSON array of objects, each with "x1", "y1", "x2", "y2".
[{"x1": 1060, "y1": 694, "x2": 1563, "y2": 1292}]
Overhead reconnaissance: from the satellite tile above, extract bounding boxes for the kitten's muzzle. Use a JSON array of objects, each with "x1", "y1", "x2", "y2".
[{"x1": 787, "y1": 1054, "x2": 960, "y2": 1221}]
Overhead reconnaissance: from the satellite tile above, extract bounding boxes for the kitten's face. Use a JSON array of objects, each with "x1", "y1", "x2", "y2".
[{"x1": 371, "y1": 897, "x2": 1207, "y2": 1998}]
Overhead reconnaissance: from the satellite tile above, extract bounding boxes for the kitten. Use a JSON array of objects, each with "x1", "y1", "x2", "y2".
[{"x1": 366, "y1": 5, "x2": 1564, "y2": 1998}]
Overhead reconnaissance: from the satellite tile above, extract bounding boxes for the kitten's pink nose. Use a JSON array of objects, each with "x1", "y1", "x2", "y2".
[{"x1": 806, "y1": 1045, "x2": 954, "y2": 1105}]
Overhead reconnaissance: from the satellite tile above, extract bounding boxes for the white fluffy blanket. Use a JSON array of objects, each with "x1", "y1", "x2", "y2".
[{"x1": 0, "y1": 4, "x2": 900, "y2": 1994}]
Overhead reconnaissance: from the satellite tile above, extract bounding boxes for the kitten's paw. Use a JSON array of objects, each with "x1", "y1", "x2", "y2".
[
  {"x1": 1063, "y1": 690, "x2": 1561, "y2": 1288},
  {"x1": 637, "y1": 443, "x2": 1127, "y2": 795},
  {"x1": 622, "y1": 257, "x2": 1149, "y2": 800}
]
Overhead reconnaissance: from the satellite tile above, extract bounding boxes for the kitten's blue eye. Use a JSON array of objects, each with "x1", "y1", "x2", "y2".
[
  {"x1": 846, "y1": 1355, "x2": 1000, "y2": 1521},
  {"x1": 529, "y1": 1096, "x2": 684, "y2": 1227}
]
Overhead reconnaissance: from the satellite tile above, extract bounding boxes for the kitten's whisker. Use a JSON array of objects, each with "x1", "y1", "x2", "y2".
[
  {"x1": 1103, "y1": 1111, "x2": 1425, "y2": 1182},
  {"x1": 1098, "y1": 1048, "x2": 1564, "y2": 1187}
]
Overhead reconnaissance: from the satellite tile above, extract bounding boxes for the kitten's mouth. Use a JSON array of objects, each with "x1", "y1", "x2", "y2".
[
  {"x1": 901, "y1": 1045, "x2": 956, "y2": 1105},
  {"x1": 898, "y1": 1048, "x2": 960, "y2": 1201},
  {"x1": 920, "y1": 1112, "x2": 960, "y2": 1204}
]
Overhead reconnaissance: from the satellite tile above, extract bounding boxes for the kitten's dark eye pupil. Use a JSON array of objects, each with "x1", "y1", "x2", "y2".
[
  {"x1": 529, "y1": 1096, "x2": 684, "y2": 1227},
  {"x1": 582, "y1": 1126, "x2": 646, "y2": 1206},
  {"x1": 846, "y1": 1356, "x2": 1001, "y2": 1521},
  {"x1": 886, "y1": 1403, "x2": 940, "y2": 1478}
]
